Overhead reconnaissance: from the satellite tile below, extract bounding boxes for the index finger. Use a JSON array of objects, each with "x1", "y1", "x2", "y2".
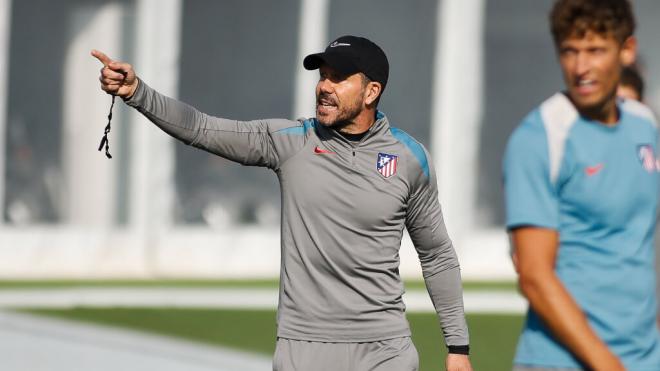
[{"x1": 91, "y1": 49, "x2": 112, "y2": 66}]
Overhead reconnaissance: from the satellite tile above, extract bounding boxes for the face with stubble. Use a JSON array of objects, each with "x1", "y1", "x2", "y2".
[{"x1": 315, "y1": 64, "x2": 368, "y2": 128}]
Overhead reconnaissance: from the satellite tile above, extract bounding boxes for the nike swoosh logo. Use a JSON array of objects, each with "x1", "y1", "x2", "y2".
[
  {"x1": 585, "y1": 163, "x2": 604, "y2": 176},
  {"x1": 329, "y1": 41, "x2": 351, "y2": 47},
  {"x1": 314, "y1": 146, "x2": 335, "y2": 154}
]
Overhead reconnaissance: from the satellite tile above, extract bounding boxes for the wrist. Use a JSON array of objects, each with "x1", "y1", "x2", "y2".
[
  {"x1": 123, "y1": 78, "x2": 140, "y2": 100},
  {"x1": 447, "y1": 345, "x2": 469, "y2": 355}
]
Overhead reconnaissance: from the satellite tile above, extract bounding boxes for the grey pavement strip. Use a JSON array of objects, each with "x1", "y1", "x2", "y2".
[
  {"x1": 0, "y1": 310, "x2": 272, "y2": 371},
  {"x1": 0, "y1": 288, "x2": 527, "y2": 313}
]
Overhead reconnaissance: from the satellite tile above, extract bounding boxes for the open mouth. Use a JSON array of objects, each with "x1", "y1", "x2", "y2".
[
  {"x1": 575, "y1": 79, "x2": 597, "y2": 95},
  {"x1": 317, "y1": 96, "x2": 338, "y2": 114}
]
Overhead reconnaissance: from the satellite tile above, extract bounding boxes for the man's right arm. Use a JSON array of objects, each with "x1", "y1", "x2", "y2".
[
  {"x1": 511, "y1": 227, "x2": 624, "y2": 371},
  {"x1": 92, "y1": 49, "x2": 306, "y2": 169}
]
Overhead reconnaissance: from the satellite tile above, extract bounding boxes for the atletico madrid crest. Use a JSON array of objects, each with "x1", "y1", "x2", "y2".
[
  {"x1": 377, "y1": 153, "x2": 398, "y2": 178},
  {"x1": 638, "y1": 144, "x2": 658, "y2": 172}
]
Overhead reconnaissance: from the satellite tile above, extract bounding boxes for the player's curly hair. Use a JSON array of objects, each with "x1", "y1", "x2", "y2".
[{"x1": 550, "y1": 0, "x2": 635, "y2": 45}]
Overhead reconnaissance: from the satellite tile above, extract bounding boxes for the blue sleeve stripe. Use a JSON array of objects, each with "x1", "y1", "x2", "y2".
[
  {"x1": 390, "y1": 127, "x2": 429, "y2": 178},
  {"x1": 273, "y1": 119, "x2": 316, "y2": 135},
  {"x1": 303, "y1": 119, "x2": 315, "y2": 132}
]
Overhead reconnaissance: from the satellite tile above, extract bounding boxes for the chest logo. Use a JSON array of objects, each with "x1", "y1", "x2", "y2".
[
  {"x1": 584, "y1": 163, "x2": 604, "y2": 176},
  {"x1": 377, "y1": 153, "x2": 398, "y2": 178},
  {"x1": 314, "y1": 146, "x2": 335, "y2": 155},
  {"x1": 637, "y1": 144, "x2": 658, "y2": 173}
]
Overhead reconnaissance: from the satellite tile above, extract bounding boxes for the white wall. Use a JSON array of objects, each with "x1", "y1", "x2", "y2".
[{"x1": 0, "y1": 0, "x2": 522, "y2": 280}]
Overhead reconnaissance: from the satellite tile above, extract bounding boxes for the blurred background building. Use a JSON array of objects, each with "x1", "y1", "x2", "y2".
[{"x1": 0, "y1": 0, "x2": 659, "y2": 279}]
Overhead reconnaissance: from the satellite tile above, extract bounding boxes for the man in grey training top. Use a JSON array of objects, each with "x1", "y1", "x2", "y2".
[{"x1": 92, "y1": 35, "x2": 472, "y2": 371}]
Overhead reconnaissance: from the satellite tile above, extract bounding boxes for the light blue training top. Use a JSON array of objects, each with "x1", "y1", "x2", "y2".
[{"x1": 503, "y1": 92, "x2": 660, "y2": 370}]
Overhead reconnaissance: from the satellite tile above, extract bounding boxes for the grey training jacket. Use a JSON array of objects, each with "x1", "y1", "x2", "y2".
[{"x1": 125, "y1": 79, "x2": 469, "y2": 346}]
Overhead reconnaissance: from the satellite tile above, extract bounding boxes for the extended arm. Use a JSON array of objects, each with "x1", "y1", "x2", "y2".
[
  {"x1": 512, "y1": 227, "x2": 624, "y2": 371},
  {"x1": 92, "y1": 49, "x2": 306, "y2": 169}
]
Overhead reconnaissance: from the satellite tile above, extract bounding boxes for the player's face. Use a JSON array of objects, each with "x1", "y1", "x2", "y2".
[
  {"x1": 315, "y1": 65, "x2": 367, "y2": 128},
  {"x1": 557, "y1": 30, "x2": 636, "y2": 121}
]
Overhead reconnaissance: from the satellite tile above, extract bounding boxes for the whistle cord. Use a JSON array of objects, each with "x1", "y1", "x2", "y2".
[{"x1": 98, "y1": 95, "x2": 115, "y2": 159}]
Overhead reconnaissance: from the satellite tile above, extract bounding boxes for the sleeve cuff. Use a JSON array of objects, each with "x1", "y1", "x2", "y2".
[
  {"x1": 447, "y1": 345, "x2": 469, "y2": 355},
  {"x1": 122, "y1": 77, "x2": 143, "y2": 106}
]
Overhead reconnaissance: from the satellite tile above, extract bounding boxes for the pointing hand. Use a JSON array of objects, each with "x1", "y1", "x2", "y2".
[{"x1": 91, "y1": 49, "x2": 138, "y2": 99}]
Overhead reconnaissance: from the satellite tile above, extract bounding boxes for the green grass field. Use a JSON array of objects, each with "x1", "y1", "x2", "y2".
[
  {"x1": 24, "y1": 308, "x2": 524, "y2": 371},
  {"x1": 0, "y1": 279, "x2": 517, "y2": 291}
]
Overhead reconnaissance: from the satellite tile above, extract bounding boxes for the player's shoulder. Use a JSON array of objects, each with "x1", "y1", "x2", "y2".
[
  {"x1": 270, "y1": 117, "x2": 317, "y2": 136},
  {"x1": 620, "y1": 98, "x2": 658, "y2": 128},
  {"x1": 537, "y1": 92, "x2": 580, "y2": 134},
  {"x1": 388, "y1": 125, "x2": 430, "y2": 179},
  {"x1": 509, "y1": 93, "x2": 577, "y2": 151}
]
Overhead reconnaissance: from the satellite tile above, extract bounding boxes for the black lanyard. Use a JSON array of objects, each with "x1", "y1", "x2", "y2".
[{"x1": 98, "y1": 95, "x2": 115, "y2": 159}]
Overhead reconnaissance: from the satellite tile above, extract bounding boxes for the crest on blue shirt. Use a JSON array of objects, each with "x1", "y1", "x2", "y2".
[
  {"x1": 377, "y1": 153, "x2": 398, "y2": 178},
  {"x1": 638, "y1": 144, "x2": 658, "y2": 173}
]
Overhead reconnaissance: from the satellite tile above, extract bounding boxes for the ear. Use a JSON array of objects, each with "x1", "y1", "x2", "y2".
[
  {"x1": 364, "y1": 81, "x2": 382, "y2": 106},
  {"x1": 620, "y1": 36, "x2": 637, "y2": 67}
]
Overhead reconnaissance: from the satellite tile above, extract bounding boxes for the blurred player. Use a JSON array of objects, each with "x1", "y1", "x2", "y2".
[
  {"x1": 617, "y1": 64, "x2": 645, "y2": 101},
  {"x1": 503, "y1": 0, "x2": 660, "y2": 370},
  {"x1": 92, "y1": 35, "x2": 472, "y2": 371},
  {"x1": 616, "y1": 65, "x2": 660, "y2": 331}
]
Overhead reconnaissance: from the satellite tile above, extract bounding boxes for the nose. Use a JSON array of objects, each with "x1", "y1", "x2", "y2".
[
  {"x1": 574, "y1": 52, "x2": 590, "y2": 76},
  {"x1": 317, "y1": 77, "x2": 334, "y2": 94}
]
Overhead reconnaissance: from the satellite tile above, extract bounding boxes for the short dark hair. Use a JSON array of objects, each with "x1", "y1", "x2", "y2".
[
  {"x1": 550, "y1": 0, "x2": 635, "y2": 45},
  {"x1": 360, "y1": 73, "x2": 382, "y2": 107},
  {"x1": 620, "y1": 65, "x2": 645, "y2": 101}
]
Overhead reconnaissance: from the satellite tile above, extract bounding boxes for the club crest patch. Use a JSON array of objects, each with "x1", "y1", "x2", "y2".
[
  {"x1": 377, "y1": 153, "x2": 398, "y2": 178},
  {"x1": 637, "y1": 144, "x2": 658, "y2": 172}
]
